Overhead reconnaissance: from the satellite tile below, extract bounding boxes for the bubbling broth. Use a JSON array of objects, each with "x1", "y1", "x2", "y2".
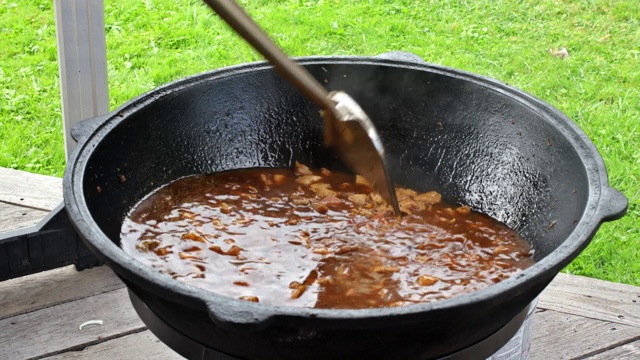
[{"x1": 121, "y1": 163, "x2": 534, "y2": 309}]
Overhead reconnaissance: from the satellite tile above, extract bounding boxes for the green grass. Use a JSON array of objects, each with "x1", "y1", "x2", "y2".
[{"x1": 1, "y1": 0, "x2": 638, "y2": 285}]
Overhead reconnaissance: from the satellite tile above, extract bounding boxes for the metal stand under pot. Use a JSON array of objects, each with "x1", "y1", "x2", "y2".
[
  {"x1": 0, "y1": 203, "x2": 100, "y2": 281},
  {"x1": 129, "y1": 289, "x2": 535, "y2": 360}
]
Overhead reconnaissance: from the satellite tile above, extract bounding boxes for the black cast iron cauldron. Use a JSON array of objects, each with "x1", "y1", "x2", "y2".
[{"x1": 64, "y1": 53, "x2": 627, "y2": 359}]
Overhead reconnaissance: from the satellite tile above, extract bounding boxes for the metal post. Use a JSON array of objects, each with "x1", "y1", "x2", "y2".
[{"x1": 54, "y1": 0, "x2": 109, "y2": 159}]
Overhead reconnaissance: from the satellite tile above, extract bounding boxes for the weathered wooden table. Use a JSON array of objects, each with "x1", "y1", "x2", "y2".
[{"x1": 1, "y1": 168, "x2": 638, "y2": 359}]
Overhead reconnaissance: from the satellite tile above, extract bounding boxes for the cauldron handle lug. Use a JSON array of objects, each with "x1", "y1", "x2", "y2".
[
  {"x1": 205, "y1": 299, "x2": 275, "y2": 332},
  {"x1": 71, "y1": 113, "x2": 112, "y2": 144},
  {"x1": 375, "y1": 51, "x2": 428, "y2": 65},
  {"x1": 597, "y1": 186, "x2": 628, "y2": 222}
]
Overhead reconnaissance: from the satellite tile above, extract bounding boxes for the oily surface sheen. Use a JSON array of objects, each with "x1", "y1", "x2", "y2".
[{"x1": 121, "y1": 164, "x2": 534, "y2": 309}]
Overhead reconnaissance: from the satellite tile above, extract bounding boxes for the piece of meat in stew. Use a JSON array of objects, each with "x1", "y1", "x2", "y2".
[{"x1": 120, "y1": 162, "x2": 534, "y2": 309}]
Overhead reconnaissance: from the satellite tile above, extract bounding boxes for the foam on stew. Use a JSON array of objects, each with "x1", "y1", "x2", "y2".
[{"x1": 120, "y1": 163, "x2": 534, "y2": 309}]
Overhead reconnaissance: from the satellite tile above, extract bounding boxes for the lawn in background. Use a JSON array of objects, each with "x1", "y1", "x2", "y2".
[{"x1": 1, "y1": 0, "x2": 638, "y2": 285}]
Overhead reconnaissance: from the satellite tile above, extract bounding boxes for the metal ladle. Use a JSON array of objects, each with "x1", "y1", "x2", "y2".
[{"x1": 202, "y1": 0, "x2": 400, "y2": 214}]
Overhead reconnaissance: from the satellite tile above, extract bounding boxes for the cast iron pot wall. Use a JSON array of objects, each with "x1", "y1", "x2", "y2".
[{"x1": 64, "y1": 56, "x2": 627, "y2": 360}]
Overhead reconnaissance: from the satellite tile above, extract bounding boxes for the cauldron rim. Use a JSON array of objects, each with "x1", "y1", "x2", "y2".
[{"x1": 64, "y1": 55, "x2": 626, "y2": 327}]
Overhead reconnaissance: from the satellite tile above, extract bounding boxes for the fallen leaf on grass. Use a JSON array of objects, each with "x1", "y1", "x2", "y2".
[{"x1": 550, "y1": 47, "x2": 569, "y2": 59}]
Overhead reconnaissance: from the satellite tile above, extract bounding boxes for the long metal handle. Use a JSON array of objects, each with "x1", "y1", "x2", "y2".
[{"x1": 202, "y1": 0, "x2": 334, "y2": 111}]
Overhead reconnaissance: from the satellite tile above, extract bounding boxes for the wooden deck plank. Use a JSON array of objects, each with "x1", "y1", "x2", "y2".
[
  {"x1": 586, "y1": 339, "x2": 640, "y2": 359},
  {"x1": 537, "y1": 272, "x2": 640, "y2": 327},
  {"x1": 0, "y1": 288, "x2": 145, "y2": 360},
  {"x1": 0, "y1": 265, "x2": 125, "y2": 320},
  {"x1": 41, "y1": 330, "x2": 182, "y2": 360},
  {"x1": 529, "y1": 308, "x2": 640, "y2": 360},
  {"x1": 0, "y1": 202, "x2": 49, "y2": 233},
  {"x1": 0, "y1": 167, "x2": 62, "y2": 211}
]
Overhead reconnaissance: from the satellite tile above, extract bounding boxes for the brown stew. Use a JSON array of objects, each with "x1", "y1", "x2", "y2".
[{"x1": 121, "y1": 163, "x2": 534, "y2": 309}]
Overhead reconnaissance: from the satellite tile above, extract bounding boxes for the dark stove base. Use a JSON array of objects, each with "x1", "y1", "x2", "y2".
[
  {"x1": 129, "y1": 289, "x2": 529, "y2": 360},
  {"x1": 0, "y1": 203, "x2": 100, "y2": 281},
  {"x1": 129, "y1": 289, "x2": 240, "y2": 360}
]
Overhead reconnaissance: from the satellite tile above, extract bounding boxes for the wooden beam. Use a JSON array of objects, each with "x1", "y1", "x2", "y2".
[
  {"x1": 0, "y1": 288, "x2": 145, "y2": 360},
  {"x1": 54, "y1": 0, "x2": 109, "y2": 159},
  {"x1": 0, "y1": 167, "x2": 63, "y2": 234},
  {"x1": 0, "y1": 265, "x2": 124, "y2": 321},
  {"x1": 0, "y1": 204, "x2": 48, "y2": 233},
  {"x1": 530, "y1": 309, "x2": 640, "y2": 359},
  {"x1": 585, "y1": 339, "x2": 640, "y2": 359},
  {"x1": 41, "y1": 331, "x2": 183, "y2": 360},
  {"x1": 0, "y1": 167, "x2": 62, "y2": 211},
  {"x1": 537, "y1": 272, "x2": 640, "y2": 327}
]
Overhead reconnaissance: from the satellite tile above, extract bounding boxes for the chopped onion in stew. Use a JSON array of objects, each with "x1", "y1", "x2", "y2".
[{"x1": 121, "y1": 162, "x2": 534, "y2": 309}]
